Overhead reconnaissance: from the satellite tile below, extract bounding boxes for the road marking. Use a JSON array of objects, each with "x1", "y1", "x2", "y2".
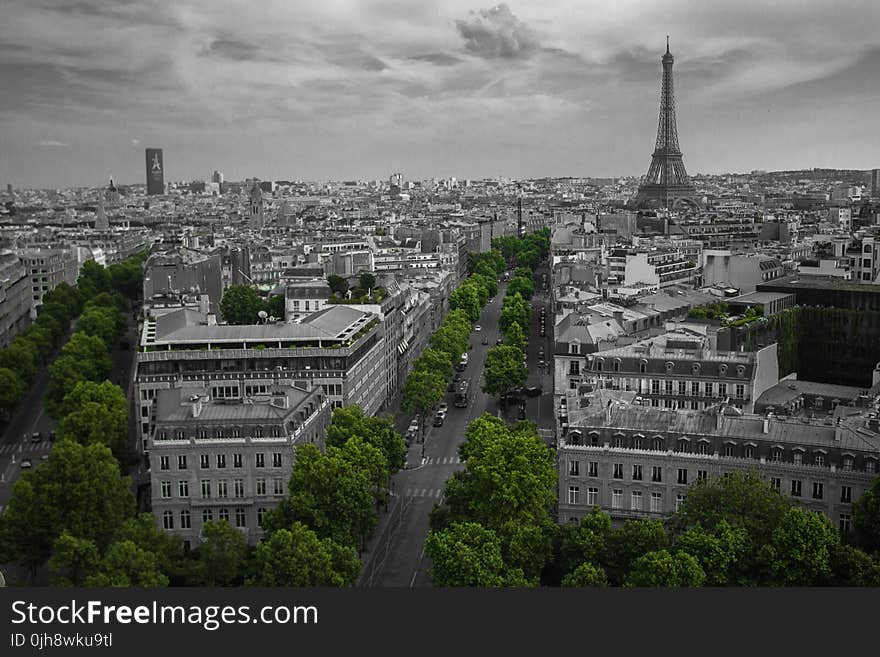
[
  {"x1": 435, "y1": 489, "x2": 442, "y2": 498},
  {"x1": 405, "y1": 488, "x2": 412, "y2": 497},
  {"x1": 419, "y1": 488, "x2": 427, "y2": 497}
]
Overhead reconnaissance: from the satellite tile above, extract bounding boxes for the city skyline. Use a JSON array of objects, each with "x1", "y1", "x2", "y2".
[{"x1": 1, "y1": 1, "x2": 879, "y2": 188}]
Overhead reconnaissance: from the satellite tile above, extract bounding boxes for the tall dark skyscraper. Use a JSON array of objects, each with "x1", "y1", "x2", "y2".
[
  {"x1": 145, "y1": 148, "x2": 165, "y2": 195},
  {"x1": 634, "y1": 38, "x2": 698, "y2": 209},
  {"x1": 872, "y1": 168, "x2": 879, "y2": 198}
]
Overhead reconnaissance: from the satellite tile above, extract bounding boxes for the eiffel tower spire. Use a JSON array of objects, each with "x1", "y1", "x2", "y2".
[{"x1": 634, "y1": 38, "x2": 698, "y2": 209}]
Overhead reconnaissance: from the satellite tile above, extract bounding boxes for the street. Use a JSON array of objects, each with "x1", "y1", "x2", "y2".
[{"x1": 360, "y1": 265, "x2": 556, "y2": 587}]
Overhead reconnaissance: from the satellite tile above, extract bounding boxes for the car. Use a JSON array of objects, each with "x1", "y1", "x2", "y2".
[
  {"x1": 482, "y1": 336, "x2": 489, "y2": 345},
  {"x1": 474, "y1": 325, "x2": 482, "y2": 332},
  {"x1": 40, "y1": 454, "x2": 50, "y2": 461},
  {"x1": 489, "y1": 297, "x2": 494, "y2": 303},
  {"x1": 437, "y1": 402, "x2": 448, "y2": 414},
  {"x1": 496, "y1": 338, "x2": 503, "y2": 346},
  {"x1": 453, "y1": 371, "x2": 461, "y2": 382},
  {"x1": 432, "y1": 413, "x2": 445, "y2": 427},
  {"x1": 447, "y1": 381, "x2": 456, "y2": 392},
  {"x1": 30, "y1": 432, "x2": 42, "y2": 443},
  {"x1": 538, "y1": 359, "x2": 545, "y2": 368},
  {"x1": 540, "y1": 329, "x2": 546, "y2": 337},
  {"x1": 20, "y1": 458, "x2": 33, "y2": 469},
  {"x1": 524, "y1": 386, "x2": 542, "y2": 397},
  {"x1": 408, "y1": 418, "x2": 420, "y2": 434}
]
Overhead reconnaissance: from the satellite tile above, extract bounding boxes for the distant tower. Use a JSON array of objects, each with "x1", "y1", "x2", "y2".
[
  {"x1": 872, "y1": 168, "x2": 879, "y2": 198},
  {"x1": 634, "y1": 38, "x2": 698, "y2": 209},
  {"x1": 212, "y1": 170, "x2": 224, "y2": 185},
  {"x1": 389, "y1": 172, "x2": 403, "y2": 197},
  {"x1": 145, "y1": 148, "x2": 165, "y2": 195},
  {"x1": 248, "y1": 182, "x2": 264, "y2": 229},
  {"x1": 105, "y1": 176, "x2": 120, "y2": 204}
]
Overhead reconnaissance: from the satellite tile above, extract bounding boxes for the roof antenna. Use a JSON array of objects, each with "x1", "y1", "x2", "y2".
[{"x1": 666, "y1": 35, "x2": 670, "y2": 53}]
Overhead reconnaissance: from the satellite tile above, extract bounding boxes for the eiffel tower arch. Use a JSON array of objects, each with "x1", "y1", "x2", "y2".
[{"x1": 634, "y1": 39, "x2": 700, "y2": 210}]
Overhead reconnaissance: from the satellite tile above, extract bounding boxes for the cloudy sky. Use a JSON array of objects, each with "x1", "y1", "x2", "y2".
[{"x1": 1, "y1": 0, "x2": 879, "y2": 188}]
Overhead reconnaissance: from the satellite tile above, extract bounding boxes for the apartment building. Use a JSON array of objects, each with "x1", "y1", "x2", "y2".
[
  {"x1": 0, "y1": 251, "x2": 33, "y2": 347},
  {"x1": 134, "y1": 304, "x2": 385, "y2": 450},
  {"x1": 607, "y1": 246, "x2": 700, "y2": 288},
  {"x1": 148, "y1": 382, "x2": 331, "y2": 547},
  {"x1": 557, "y1": 393, "x2": 880, "y2": 533},
  {"x1": 18, "y1": 248, "x2": 79, "y2": 317}
]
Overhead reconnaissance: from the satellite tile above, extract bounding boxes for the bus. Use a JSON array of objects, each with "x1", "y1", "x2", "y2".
[{"x1": 454, "y1": 380, "x2": 470, "y2": 407}]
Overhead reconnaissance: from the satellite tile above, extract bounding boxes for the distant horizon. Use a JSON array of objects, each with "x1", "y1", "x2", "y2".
[{"x1": 2, "y1": 2, "x2": 879, "y2": 189}]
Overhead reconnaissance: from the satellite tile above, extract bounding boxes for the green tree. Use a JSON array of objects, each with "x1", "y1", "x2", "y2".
[
  {"x1": 45, "y1": 332, "x2": 113, "y2": 418},
  {"x1": 326, "y1": 405, "x2": 406, "y2": 476},
  {"x1": 0, "y1": 340, "x2": 40, "y2": 382},
  {"x1": 327, "y1": 274, "x2": 349, "y2": 297},
  {"x1": 0, "y1": 440, "x2": 135, "y2": 578},
  {"x1": 852, "y1": 476, "x2": 880, "y2": 554},
  {"x1": 828, "y1": 543, "x2": 880, "y2": 586},
  {"x1": 606, "y1": 519, "x2": 669, "y2": 585},
  {"x1": 76, "y1": 259, "x2": 111, "y2": 299},
  {"x1": 482, "y1": 344, "x2": 527, "y2": 400},
  {"x1": 507, "y1": 275, "x2": 534, "y2": 301},
  {"x1": 251, "y1": 522, "x2": 359, "y2": 586},
  {"x1": 48, "y1": 532, "x2": 101, "y2": 586},
  {"x1": 503, "y1": 321, "x2": 526, "y2": 352},
  {"x1": 107, "y1": 259, "x2": 144, "y2": 302},
  {"x1": 562, "y1": 562, "x2": 608, "y2": 587},
  {"x1": 85, "y1": 540, "x2": 169, "y2": 587},
  {"x1": 499, "y1": 292, "x2": 530, "y2": 333},
  {"x1": 625, "y1": 550, "x2": 706, "y2": 587},
  {"x1": 264, "y1": 294, "x2": 285, "y2": 320},
  {"x1": 220, "y1": 285, "x2": 264, "y2": 325},
  {"x1": 196, "y1": 519, "x2": 250, "y2": 586},
  {"x1": 758, "y1": 506, "x2": 838, "y2": 586},
  {"x1": 413, "y1": 347, "x2": 455, "y2": 381},
  {"x1": 0, "y1": 367, "x2": 26, "y2": 420},
  {"x1": 358, "y1": 271, "x2": 377, "y2": 292},
  {"x1": 470, "y1": 272, "x2": 498, "y2": 299},
  {"x1": 57, "y1": 400, "x2": 129, "y2": 462},
  {"x1": 425, "y1": 522, "x2": 507, "y2": 587},
  {"x1": 401, "y1": 367, "x2": 446, "y2": 444},
  {"x1": 114, "y1": 513, "x2": 185, "y2": 582},
  {"x1": 449, "y1": 285, "x2": 481, "y2": 323},
  {"x1": 674, "y1": 520, "x2": 748, "y2": 586},
  {"x1": 559, "y1": 507, "x2": 612, "y2": 575}
]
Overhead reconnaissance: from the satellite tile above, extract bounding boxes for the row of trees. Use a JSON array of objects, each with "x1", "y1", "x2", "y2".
[{"x1": 425, "y1": 414, "x2": 557, "y2": 586}]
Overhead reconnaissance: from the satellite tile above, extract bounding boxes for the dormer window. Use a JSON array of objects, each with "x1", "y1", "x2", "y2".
[
  {"x1": 736, "y1": 365, "x2": 746, "y2": 377},
  {"x1": 692, "y1": 363, "x2": 701, "y2": 374},
  {"x1": 570, "y1": 342, "x2": 580, "y2": 355},
  {"x1": 719, "y1": 364, "x2": 727, "y2": 375},
  {"x1": 639, "y1": 360, "x2": 648, "y2": 374},
  {"x1": 666, "y1": 362, "x2": 675, "y2": 372}
]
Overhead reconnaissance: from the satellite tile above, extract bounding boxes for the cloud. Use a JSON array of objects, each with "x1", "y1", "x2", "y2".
[
  {"x1": 408, "y1": 52, "x2": 462, "y2": 66},
  {"x1": 455, "y1": 4, "x2": 540, "y2": 59},
  {"x1": 36, "y1": 140, "x2": 68, "y2": 147}
]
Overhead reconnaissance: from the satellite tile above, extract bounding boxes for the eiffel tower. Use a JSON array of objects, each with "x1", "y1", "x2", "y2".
[{"x1": 634, "y1": 38, "x2": 698, "y2": 209}]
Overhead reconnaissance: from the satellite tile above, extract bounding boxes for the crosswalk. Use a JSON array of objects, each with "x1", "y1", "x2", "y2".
[
  {"x1": 404, "y1": 488, "x2": 444, "y2": 499},
  {"x1": 420, "y1": 455, "x2": 462, "y2": 466},
  {"x1": 0, "y1": 440, "x2": 53, "y2": 454}
]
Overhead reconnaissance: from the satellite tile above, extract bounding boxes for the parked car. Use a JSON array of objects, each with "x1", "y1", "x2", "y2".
[
  {"x1": 432, "y1": 413, "x2": 445, "y2": 427},
  {"x1": 48, "y1": 430, "x2": 56, "y2": 442},
  {"x1": 524, "y1": 386, "x2": 542, "y2": 397},
  {"x1": 474, "y1": 324, "x2": 482, "y2": 332},
  {"x1": 496, "y1": 338, "x2": 503, "y2": 346},
  {"x1": 30, "y1": 432, "x2": 42, "y2": 443},
  {"x1": 447, "y1": 381, "x2": 457, "y2": 392},
  {"x1": 437, "y1": 402, "x2": 448, "y2": 414},
  {"x1": 408, "y1": 418, "x2": 420, "y2": 434},
  {"x1": 40, "y1": 454, "x2": 50, "y2": 461},
  {"x1": 482, "y1": 336, "x2": 489, "y2": 345},
  {"x1": 20, "y1": 458, "x2": 33, "y2": 469}
]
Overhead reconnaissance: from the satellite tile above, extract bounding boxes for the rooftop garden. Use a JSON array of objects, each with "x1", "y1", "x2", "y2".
[{"x1": 687, "y1": 301, "x2": 765, "y2": 327}]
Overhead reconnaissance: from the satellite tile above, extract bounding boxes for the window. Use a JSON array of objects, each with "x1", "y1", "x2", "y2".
[
  {"x1": 697, "y1": 470, "x2": 708, "y2": 481},
  {"x1": 569, "y1": 379, "x2": 580, "y2": 390},
  {"x1": 815, "y1": 454, "x2": 825, "y2": 467},
  {"x1": 632, "y1": 465, "x2": 643, "y2": 481},
  {"x1": 256, "y1": 478, "x2": 266, "y2": 496},
  {"x1": 255, "y1": 453, "x2": 265, "y2": 468},
  {"x1": 273, "y1": 478, "x2": 284, "y2": 495},
  {"x1": 178, "y1": 455, "x2": 188, "y2": 470},
  {"x1": 675, "y1": 493, "x2": 686, "y2": 511},
  {"x1": 677, "y1": 439, "x2": 689, "y2": 454},
  {"x1": 812, "y1": 482, "x2": 824, "y2": 500},
  {"x1": 697, "y1": 442, "x2": 709, "y2": 455},
  {"x1": 793, "y1": 451, "x2": 803, "y2": 465},
  {"x1": 218, "y1": 508, "x2": 229, "y2": 523},
  {"x1": 612, "y1": 489, "x2": 623, "y2": 509},
  {"x1": 770, "y1": 477, "x2": 781, "y2": 493},
  {"x1": 772, "y1": 449, "x2": 782, "y2": 462},
  {"x1": 233, "y1": 453, "x2": 243, "y2": 468},
  {"x1": 651, "y1": 380, "x2": 660, "y2": 394},
  {"x1": 745, "y1": 445, "x2": 755, "y2": 459},
  {"x1": 178, "y1": 480, "x2": 189, "y2": 498},
  {"x1": 217, "y1": 480, "x2": 228, "y2": 499},
  {"x1": 569, "y1": 361, "x2": 580, "y2": 375},
  {"x1": 202, "y1": 509, "x2": 213, "y2": 524},
  {"x1": 272, "y1": 453, "x2": 282, "y2": 468},
  {"x1": 217, "y1": 454, "x2": 226, "y2": 469},
  {"x1": 791, "y1": 480, "x2": 802, "y2": 497},
  {"x1": 718, "y1": 383, "x2": 727, "y2": 398},
  {"x1": 180, "y1": 510, "x2": 191, "y2": 529},
  {"x1": 651, "y1": 466, "x2": 662, "y2": 482},
  {"x1": 596, "y1": 360, "x2": 603, "y2": 372},
  {"x1": 234, "y1": 479, "x2": 244, "y2": 498},
  {"x1": 200, "y1": 480, "x2": 211, "y2": 499},
  {"x1": 639, "y1": 362, "x2": 647, "y2": 374},
  {"x1": 613, "y1": 434, "x2": 624, "y2": 448},
  {"x1": 162, "y1": 510, "x2": 174, "y2": 530},
  {"x1": 588, "y1": 461, "x2": 598, "y2": 477},
  {"x1": 613, "y1": 360, "x2": 620, "y2": 372},
  {"x1": 633, "y1": 436, "x2": 643, "y2": 450},
  {"x1": 200, "y1": 454, "x2": 210, "y2": 469},
  {"x1": 735, "y1": 384, "x2": 745, "y2": 400},
  {"x1": 653, "y1": 437, "x2": 664, "y2": 451},
  {"x1": 569, "y1": 343, "x2": 580, "y2": 355},
  {"x1": 841, "y1": 486, "x2": 852, "y2": 503},
  {"x1": 664, "y1": 380, "x2": 673, "y2": 395},
  {"x1": 814, "y1": 398, "x2": 823, "y2": 409},
  {"x1": 161, "y1": 481, "x2": 171, "y2": 499},
  {"x1": 843, "y1": 458, "x2": 853, "y2": 472},
  {"x1": 257, "y1": 508, "x2": 267, "y2": 528},
  {"x1": 175, "y1": 430, "x2": 185, "y2": 440},
  {"x1": 568, "y1": 486, "x2": 579, "y2": 505},
  {"x1": 724, "y1": 444, "x2": 735, "y2": 457},
  {"x1": 631, "y1": 491, "x2": 643, "y2": 511},
  {"x1": 678, "y1": 381, "x2": 686, "y2": 396},
  {"x1": 839, "y1": 514, "x2": 852, "y2": 533},
  {"x1": 587, "y1": 487, "x2": 598, "y2": 506},
  {"x1": 613, "y1": 463, "x2": 624, "y2": 479},
  {"x1": 705, "y1": 382, "x2": 713, "y2": 397},
  {"x1": 650, "y1": 492, "x2": 662, "y2": 513},
  {"x1": 691, "y1": 381, "x2": 700, "y2": 396},
  {"x1": 867, "y1": 460, "x2": 876, "y2": 474},
  {"x1": 235, "y1": 508, "x2": 246, "y2": 528},
  {"x1": 160, "y1": 456, "x2": 170, "y2": 471},
  {"x1": 568, "y1": 460, "x2": 580, "y2": 476},
  {"x1": 677, "y1": 468, "x2": 688, "y2": 485}
]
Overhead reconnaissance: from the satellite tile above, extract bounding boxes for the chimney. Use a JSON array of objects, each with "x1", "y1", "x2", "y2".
[
  {"x1": 605, "y1": 399, "x2": 613, "y2": 424},
  {"x1": 762, "y1": 417, "x2": 769, "y2": 433},
  {"x1": 715, "y1": 404, "x2": 724, "y2": 430},
  {"x1": 613, "y1": 310, "x2": 624, "y2": 325},
  {"x1": 189, "y1": 394, "x2": 203, "y2": 418}
]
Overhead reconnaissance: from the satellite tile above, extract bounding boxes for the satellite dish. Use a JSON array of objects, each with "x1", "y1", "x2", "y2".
[{"x1": 258, "y1": 310, "x2": 268, "y2": 322}]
